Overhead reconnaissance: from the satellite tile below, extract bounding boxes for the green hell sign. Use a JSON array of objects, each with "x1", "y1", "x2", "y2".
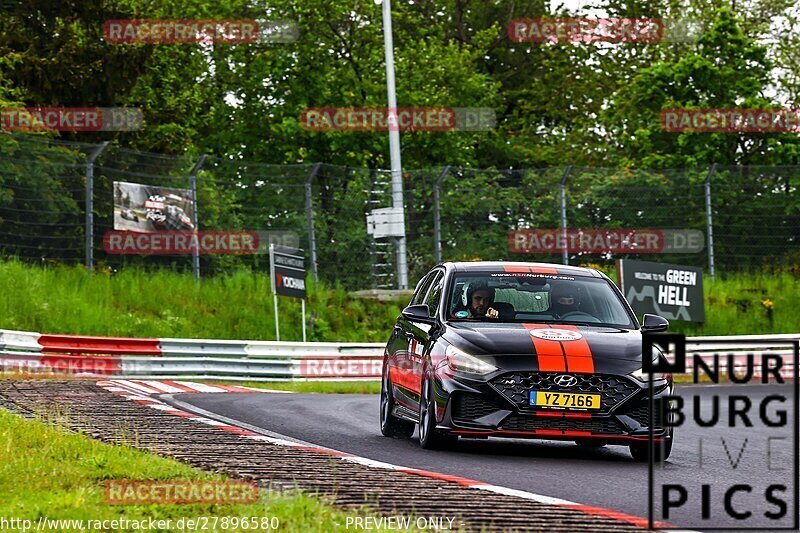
[{"x1": 616, "y1": 259, "x2": 705, "y2": 323}]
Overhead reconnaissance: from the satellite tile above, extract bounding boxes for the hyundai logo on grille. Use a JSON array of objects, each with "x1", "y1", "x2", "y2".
[{"x1": 554, "y1": 375, "x2": 578, "y2": 387}]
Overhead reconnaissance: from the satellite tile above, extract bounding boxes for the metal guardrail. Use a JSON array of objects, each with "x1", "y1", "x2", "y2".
[
  {"x1": 687, "y1": 333, "x2": 799, "y2": 360},
  {"x1": 0, "y1": 328, "x2": 384, "y2": 381},
  {"x1": 0, "y1": 329, "x2": 796, "y2": 381}
]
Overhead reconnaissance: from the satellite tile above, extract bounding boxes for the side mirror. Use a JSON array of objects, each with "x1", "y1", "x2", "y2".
[
  {"x1": 402, "y1": 304, "x2": 434, "y2": 323},
  {"x1": 641, "y1": 314, "x2": 669, "y2": 332}
]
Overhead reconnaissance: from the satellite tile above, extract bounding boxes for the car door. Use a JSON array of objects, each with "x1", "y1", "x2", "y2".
[
  {"x1": 388, "y1": 271, "x2": 436, "y2": 410},
  {"x1": 406, "y1": 269, "x2": 445, "y2": 407}
]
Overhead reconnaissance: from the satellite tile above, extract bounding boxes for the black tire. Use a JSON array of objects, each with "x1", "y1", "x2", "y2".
[
  {"x1": 575, "y1": 439, "x2": 607, "y2": 448},
  {"x1": 380, "y1": 361, "x2": 415, "y2": 438},
  {"x1": 418, "y1": 373, "x2": 457, "y2": 449},
  {"x1": 630, "y1": 428, "x2": 673, "y2": 462}
]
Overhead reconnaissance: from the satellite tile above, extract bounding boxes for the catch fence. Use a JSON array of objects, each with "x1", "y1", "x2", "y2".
[{"x1": 0, "y1": 134, "x2": 797, "y2": 288}]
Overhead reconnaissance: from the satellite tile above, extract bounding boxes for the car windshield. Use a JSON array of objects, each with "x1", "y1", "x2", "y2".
[{"x1": 446, "y1": 272, "x2": 635, "y2": 328}]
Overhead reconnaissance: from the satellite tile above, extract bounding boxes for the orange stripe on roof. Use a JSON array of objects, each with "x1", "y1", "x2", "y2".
[{"x1": 503, "y1": 265, "x2": 559, "y2": 274}]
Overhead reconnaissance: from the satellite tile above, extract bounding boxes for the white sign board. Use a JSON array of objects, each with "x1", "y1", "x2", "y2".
[{"x1": 366, "y1": 207, "x2": 405, "y2": 238}]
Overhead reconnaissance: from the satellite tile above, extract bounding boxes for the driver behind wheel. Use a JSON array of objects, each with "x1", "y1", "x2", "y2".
[
  {"x1": 550, "y1": 284, "x2": 581, "y2": 319},
  {"x1": 452, "y1": 280, "x2": 500, "y2": 319}
]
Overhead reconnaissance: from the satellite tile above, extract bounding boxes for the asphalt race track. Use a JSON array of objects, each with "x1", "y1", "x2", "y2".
[{"x1": 172, "y1": 383, "x2": 797, "y2": 531}]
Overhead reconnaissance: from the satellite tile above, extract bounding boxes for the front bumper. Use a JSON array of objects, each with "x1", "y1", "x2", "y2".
[{"x1": 434, "y1": 369, "x2": 673, "y2": 444}]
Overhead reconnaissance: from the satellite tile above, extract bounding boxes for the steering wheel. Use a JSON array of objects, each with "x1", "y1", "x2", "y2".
[{"x1": 558, "y1": 311, "x2": 599, "y2": 322}]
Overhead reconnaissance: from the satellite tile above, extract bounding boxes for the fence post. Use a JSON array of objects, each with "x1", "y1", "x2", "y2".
[
  {"x1": 433, "y1": 165, "x2": 451, "y2": 264},
  {"x1": 559, "y1": 165, "x2": 573, "y2": 265},
  {"x1": 188, "y1": 155, "x2": 208, "y2": 281},
  {"x1": 85, "y1": 142, "x2": 109, "y2": 271},
  {"x1": 704, "y1": 163, "x2": 718, "y2": 278},
  {"x1": 305, "y1": 163, "x2": 322, "y2": 281}
]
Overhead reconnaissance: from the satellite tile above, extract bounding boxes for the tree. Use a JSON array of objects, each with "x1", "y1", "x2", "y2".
[{"x1": 605, "y1": 7, "x2": 800, "y2": 167}]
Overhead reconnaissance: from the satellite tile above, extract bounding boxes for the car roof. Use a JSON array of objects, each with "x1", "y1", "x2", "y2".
[{"x1": 444, "y1": 261, "x2": 603, "y2": 278}]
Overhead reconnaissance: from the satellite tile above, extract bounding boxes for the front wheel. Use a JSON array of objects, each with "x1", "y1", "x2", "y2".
[
  {"x1": 418, "y1": 374, "x2": 457, "y2": 450},
  {"x1": 380, "y1": 361, "x2": 414, "y2": 438},
  {"x1": 630, "y1": 428, "x2": 673, "y2": 462}
]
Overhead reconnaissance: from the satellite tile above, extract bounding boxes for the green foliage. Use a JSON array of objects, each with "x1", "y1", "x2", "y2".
[
  {"x1": 0, "y1": 408, "x2": 397, "y2": 530},
  {"x1": 606, "y1": 8, "x2": 800, "y2": 167},
  {"x1": 0, "y1": 259, "x2": 402, "y2": 341},
  {"x1": 670, "y1": 271, "x2": 800, "y2": 336},
  {"x1": 2, "y1": 1, "x2": 799, "y2": 280},
  {"x1": 229, "y1": 381, "x2": 382, "y2": 393},
  {"x1": 0, "y1": 259, "x2": 798, "y2": 341},
  {"x1": 2, "y1": 1, "x2": 800, "y2": 168}
]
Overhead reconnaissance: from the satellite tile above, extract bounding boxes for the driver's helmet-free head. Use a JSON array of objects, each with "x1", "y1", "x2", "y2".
[
  {"x1": 550, "y1": 283, "x2": 580, "y2": 314},
  {"x1": 465, "y1": 280, "x2": 495, "y2": 314}
]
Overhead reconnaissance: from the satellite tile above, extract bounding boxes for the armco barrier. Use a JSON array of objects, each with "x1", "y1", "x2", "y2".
[
  {"x1": 0, "y1": 329, "x2": 796, "y2": 381},
  {"x1": 686, "y1": 334, "x2": 798, "y2": 378},
  {"x1": 0, "y1": 329, "x2": 384, "y2": 381},
  {"x1": 0, "y1": 329, "x2": 42, "y2": 352}
]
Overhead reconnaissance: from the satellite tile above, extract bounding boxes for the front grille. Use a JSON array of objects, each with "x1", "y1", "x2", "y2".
[
  {"x1": 623, "y1": 400, "x2": 664, "y2": 429},
  {"x1": 500, "y1": 414, "x2": 623, "y2": 434},
  {"x1": 490, "y1": 372, "x2": 639, "y2": 413},
  {"x1": 452, "y1": 393, "x2": 502, "y2": 421}
]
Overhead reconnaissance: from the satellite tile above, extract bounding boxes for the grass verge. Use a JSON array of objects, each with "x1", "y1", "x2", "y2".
[
  {"x1": 0, "y1": 408, "x2": 395, "y2": 531},
  {"x1": 221, "y1": 381, "x2": 382, "y2": 394},
  {"x1": 0, "y1": 259, "x2": 797, "y2": 341},
  {"x1": 0, "y1": 260, "x2": 401, "y2": 342}
]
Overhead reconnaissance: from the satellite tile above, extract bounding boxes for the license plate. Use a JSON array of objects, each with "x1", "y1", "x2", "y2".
[{"x1": 530, "y1": 391, "x2": 601, "y2": 410}]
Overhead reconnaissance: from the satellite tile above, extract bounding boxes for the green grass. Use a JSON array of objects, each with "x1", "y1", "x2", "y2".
[
  {"x1": 225, "y1": 381, "x2": 382, "y2": 394},
  {"x1": 0, "y1": 408, "x2": 402, "y2": 532},
  {"x1": 0, "y1": 259, "x2": 797, "y2": 342},
  {"x1": 667, "y1": 272, "x2": 796, "y2": 336},
  {"x1": 0, "y1": 259, "x2": 402, "y2": 342}
]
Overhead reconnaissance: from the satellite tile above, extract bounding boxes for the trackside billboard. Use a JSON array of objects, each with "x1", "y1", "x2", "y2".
[
  {"x1": 269, "y1": 245, "x2": 308, "y2": 342},
  {"x1": 271, "y1": 246, "x2": 306, "y2": 299},
  {"x1": 113, "y1": 181, "x2": 194, "y2": 232},
  {"x1": 617, "y1": 259, "x2": 705, "y2": 323}
]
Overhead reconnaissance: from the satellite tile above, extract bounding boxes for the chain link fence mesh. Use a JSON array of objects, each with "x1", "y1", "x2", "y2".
[{"x1": 0, "y1": 134, "x2": 797, "y2": 289}]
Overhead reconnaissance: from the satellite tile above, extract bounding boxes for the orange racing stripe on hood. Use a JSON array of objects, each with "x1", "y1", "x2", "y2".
[
  {"x1": 523, "y1": 323, "x2": 566, "y2": 372},
  {"x1": 556, "y1": 325, "x2": 595, "y2": 374}
]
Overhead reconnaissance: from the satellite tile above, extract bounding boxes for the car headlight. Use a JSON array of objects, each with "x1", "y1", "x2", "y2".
[
  {"x1": 630, "y1": 349, "x2": 670, "y2": 383},
  {"x1": 445, "y1": 345, "x2": 497, "y2": 376},
  {"x1": 629, "y1": 367, "x2": 670, "y2": 383}
]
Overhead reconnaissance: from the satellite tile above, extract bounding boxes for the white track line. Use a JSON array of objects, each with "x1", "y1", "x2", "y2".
[
  {"x1": 95, "y1": 380, "x2": 698, "y2": 532},
  {"x1": 137, "y1": 380, "x2": 187, "y2": 394},
  {"x1": 113, "y1": 379, "x2": 163, "y2": 395},
  {"x1": 172, "y1": 381, "x2": 228, "y2": 393}
]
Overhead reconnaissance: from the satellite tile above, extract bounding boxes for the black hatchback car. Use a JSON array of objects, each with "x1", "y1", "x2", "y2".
[{"x1": 380, "y1": 261, "x2": 674, "y2": 461}]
